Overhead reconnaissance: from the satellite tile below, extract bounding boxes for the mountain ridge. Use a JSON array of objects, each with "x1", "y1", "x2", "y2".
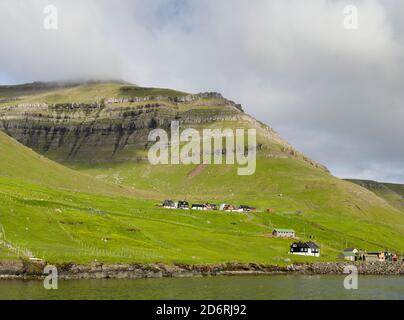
[{"x1": 0, "y1": 81, "x2": 327, "y2": 172}]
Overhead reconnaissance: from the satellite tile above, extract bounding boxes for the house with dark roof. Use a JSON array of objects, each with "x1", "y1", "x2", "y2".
[
  {"x1": 177, "y1": 201, "x2": 189, "y2": 210},
  {"x1": 344, "y1": 248, "x2": 358, "y2": 254},
  {"x1": 239, "y1": 205, "x2": 256, "y2": 213},
  {"x1": 290, "y1": 241, "x2": 320, "y2": 257},
  {"x1": 191, "y1": 204, "x2": 208, "y2": 211},
  {"x1": 220, "y1": 204, "x2": 239, "y2": 212},
  {"x1": 163, "y1": 200, "x2": 176, "y2": 209}
]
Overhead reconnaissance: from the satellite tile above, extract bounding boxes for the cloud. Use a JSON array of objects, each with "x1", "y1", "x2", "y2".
[
  {"x1": 0, "y1": 0, "x2": 403, "y2": 182},
  {"x1": 0, "y1": 0, "x2": 122, "y2": 82}
]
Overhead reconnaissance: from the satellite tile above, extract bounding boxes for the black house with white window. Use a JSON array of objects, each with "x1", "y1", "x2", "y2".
[
  {"x1": 177, "y1": 201, "x2": 189, "y2": 210},
  {"x1": 290, "y1": 241, "x2": 320, "y2": 257}
]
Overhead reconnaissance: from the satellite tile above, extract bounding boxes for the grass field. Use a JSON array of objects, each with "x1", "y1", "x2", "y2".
[
  {"x1": 1, "y1": 174, "x2": 402, "y2": 265},
  {"x1": 0, "y1": 246, "x2": 17, "y2": 260},
  {"x1": 1, "y1": 82, "x2": 404, "y2": 265},
  {"x1": 347, "y1": 179, "x2": 404, "y2": 213},
  {"x1": 1, "y1": 130, "x2": 404, "y2": 265}
]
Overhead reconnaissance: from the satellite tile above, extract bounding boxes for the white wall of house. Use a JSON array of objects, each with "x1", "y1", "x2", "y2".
[
  {"x1": 274, "y1": 231, "x2": 295, "y2": 238},
  {"x1": 290, "y1": 249, "x2": 320, "y2": 257},
  {"x1": 308, "y1": 248, "x2": 320, "y2": 257}
]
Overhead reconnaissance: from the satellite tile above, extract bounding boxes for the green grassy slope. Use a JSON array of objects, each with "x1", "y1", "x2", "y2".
[
  {"x1": 75, "y1": 156, "x2": 404, "y2": 253},
  {"x1": 346, "y1": 179, "x2": 404, "y2": 213},
  {"x1": 1, "y1": 130, "x2": 403, "y2": 264},
  {"x1": 0, "y1": 131, "x2": 150, "y2": 197},
  {"x1": 0, "y1": 131, "x2": 328, "y2": 264},
  {"x1": 0, "y1": 81, "x2": 188, "y2": 105},
  {"x1": 1, "y1": 172, "x2": 404, "y2": 265},
  {"x1": 1, "y1": 82, "x2": 404, "y2": 265},
  {"x1": 0, "y1": 176, "x2": 328, "y2": 264},
  {"x1": 0, "y1": 246, "x2": 17, "y2": 260}
]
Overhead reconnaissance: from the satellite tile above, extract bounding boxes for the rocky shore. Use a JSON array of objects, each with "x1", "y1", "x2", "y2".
[{"x1": 1, "y1": 260, "x2": 404, "y2": 280}]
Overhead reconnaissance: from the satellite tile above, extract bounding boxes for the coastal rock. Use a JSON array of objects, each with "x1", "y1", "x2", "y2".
[
  {"x1": 0, "y1": 260, "x2": 24, "y2": 276},
  {"x1": 1, "y1": 261, "x2": 404, "y2": 280}
]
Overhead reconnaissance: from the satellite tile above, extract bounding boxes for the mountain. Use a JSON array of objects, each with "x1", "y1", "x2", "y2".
[
  {"x1": 1, "y1": 81, "x2": 404, "y2": 264},
  {"x1": 346, "y1": 179, "x2": 404, "y2": 213},
  {"x1": 0, "y1": 81, "x2": 325, "y2": 171}
]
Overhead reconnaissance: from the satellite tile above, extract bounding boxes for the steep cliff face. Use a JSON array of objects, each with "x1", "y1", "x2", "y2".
[{"x1": 0, "y1": 82, "x2": 326, "y2": 170}]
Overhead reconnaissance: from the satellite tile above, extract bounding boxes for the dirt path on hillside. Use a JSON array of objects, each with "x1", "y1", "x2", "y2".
[{"x1": 187, "y1": 164, "x2": 207, "y2": 180}]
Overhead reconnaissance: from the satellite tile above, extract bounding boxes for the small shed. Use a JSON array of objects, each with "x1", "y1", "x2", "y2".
[
  {"x1": 272, "y1": 228, "x2": 295, "y2": 238},
  {"x1": 341, "y1": 251, "x2": 356, "y2": 261},
  {"x1": 341, "y1": 248, "x2": 359, "y2": 261}
]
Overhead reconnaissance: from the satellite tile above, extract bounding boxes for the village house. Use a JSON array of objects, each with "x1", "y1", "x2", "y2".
[
  {"x1": 161, "y1": 200, "x2": 256, "y2": 214},
  {"x1": 272, "y1": 228, "x2": 295, "y2": 238},
  {"x1": 361, "y1": 251, "x2": 398, "y2": 262},
  {"x1": 341, "y1": 248, "x2": 359, "y2": 261},
  {"x1": 177, "y1": 201, "x2": 189, "y2": 210},
  {"x1": 239, "y1": 205, "x2": 256, "y2": 213},
  {"x1": 361, "y1": 251, "x2": 385, "y2": 262},
  {"x1": 342, "y1": 251, "x2": 356, "y2": 261},
  {"x1": 205, "y1": 203, "x2": 218, "y2": 210},
  {"x1": 219, "y1": 204, "x2": 229, "y2": 211},
  {"x1": 290, "y1": 241, "x2": 320, "y2": 257},
  {"x1": 191, "y1": 204, "x2": 208, "y2": 211},
  {"x1": 220, "y1": 204, "x2": 239, "y2": 212},
  {"x1": 163, "y1": 200, "x2": 176, "y2": 209}
]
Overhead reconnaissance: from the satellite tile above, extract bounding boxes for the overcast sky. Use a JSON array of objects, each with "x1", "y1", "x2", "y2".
[{"x1": 1, "y1": 0, "x2": 403, "y2": 183}]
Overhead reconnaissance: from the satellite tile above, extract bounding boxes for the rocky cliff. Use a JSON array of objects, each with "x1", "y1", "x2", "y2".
[{"x1": 0, "y1": 82, "x2": 327, "y2": 171}]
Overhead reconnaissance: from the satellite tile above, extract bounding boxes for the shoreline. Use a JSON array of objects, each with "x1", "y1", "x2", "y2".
[{"x1": 1, "y1": 260, "x2": 404, "y2": 280}]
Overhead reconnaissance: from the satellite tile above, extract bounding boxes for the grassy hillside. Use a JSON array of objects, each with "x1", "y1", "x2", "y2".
[
  {"x1": 2, "y1": 156, "x2": 404, "y2": 265},
  {"x1": 0, "y1": 130, "x2": 330, "y2": 265},
  {"x1": 0, "y1": 246, "x2": 17, "y2": 260},
  {"x1": 0, "y1": 133, "x2": 403, "y2": 264},
  {"x1": 346, "y1": 179, "x2": 404, "y2": 213},
  {"x1": 0, "y1": 175, "x2": 343, "y2": 265},
  {"x1": 74, "y1": 155, "x2": 404, "y2": 252},
  {"x1": 1, "y1": 82, "x2": 404, "y2": 265},
  {"x1": 0, "y1": 81, "x2": 188, "y2": 105},
  {"x1": 0, "y1": 131, "x2": 151, "y2": 197}
]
